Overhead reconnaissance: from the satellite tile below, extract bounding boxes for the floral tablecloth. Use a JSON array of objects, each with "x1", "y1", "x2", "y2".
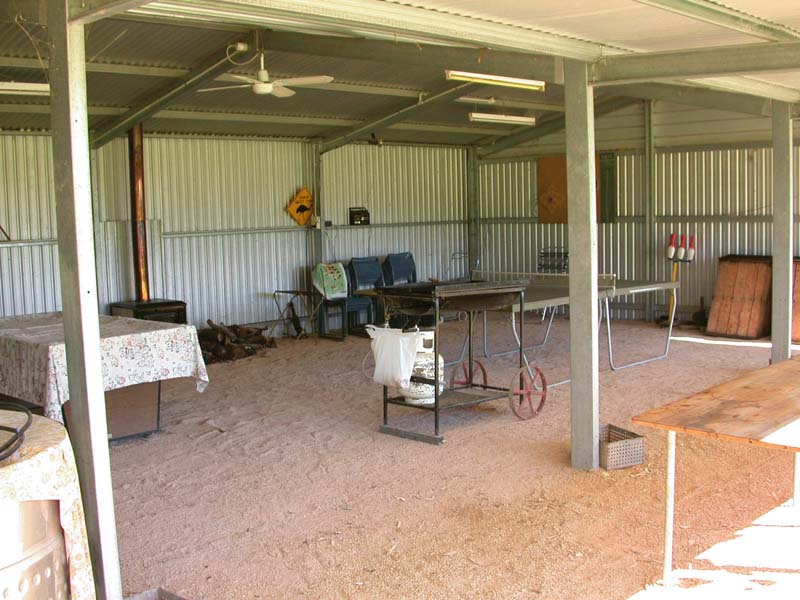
[
  {"x1": 0, "y1": 410, "x2": 95, "y2": 599},
  {"x1": 0, "y1": 313, "x2": 209, "y2": 421}
]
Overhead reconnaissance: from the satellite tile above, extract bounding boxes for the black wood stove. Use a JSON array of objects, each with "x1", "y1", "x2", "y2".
[{"x1": 110, "y1": 299, "x2": 187, "y2": 324}]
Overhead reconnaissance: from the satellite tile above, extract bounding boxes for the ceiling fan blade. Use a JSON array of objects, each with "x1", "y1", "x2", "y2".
[
  {"x1": 272, "y1": 75, "x2": 333, "y2": 87},
  {"x1": 222, "y1": 74, "x2": 260, "y2": 84},
  {"x1": 197, "y1": 84, "x2": 252, "y2": 93},
  {"x1": 270, "y1": 84, "x2": 296, "y2": 98}
]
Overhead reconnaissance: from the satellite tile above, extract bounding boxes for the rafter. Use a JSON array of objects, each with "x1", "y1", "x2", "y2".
[
  {"x1": 90, "y1": 38, "x2": 247, "y2": 148},
  {"x1": 478, "y1": 97, "x2": 639, "y2": 158},
  {"x1": 591, "y1": 42, "x2": 800, "y2": 85},
  {"x1": 70, "y1": 0, "x2": 151, "y2": 25},
  {"x1": 602, "y1": 82, "x2": 776, "y2": 116},
  {"x1": 260, "y1": 31, "x2": 557, "y2": 82},
  {"x1": 0, "y1": 103, "x2": 505, "y2": 137},
  {"x1": 320, "y1": 82, "x2": 479, "y2": 153}
]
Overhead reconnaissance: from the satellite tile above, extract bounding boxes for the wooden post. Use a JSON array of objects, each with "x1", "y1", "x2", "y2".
[
  {"x1": 565, "y1": 59, "x2": 600, "y2": 470},
  {"x1": 48, "y1": 2, "x2": 123, "y2": 598}
]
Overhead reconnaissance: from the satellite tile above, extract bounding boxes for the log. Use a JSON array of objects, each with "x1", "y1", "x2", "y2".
[
  {"x1": 198, "y1": 320, "x2": 277, "y2": 364},
  {"x1": 207, "y1": 319, "x2": 239, "y2": 343}
]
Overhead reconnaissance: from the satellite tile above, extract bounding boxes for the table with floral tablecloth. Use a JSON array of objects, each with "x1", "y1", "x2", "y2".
[
  {"x1": 0, "y1": 313, "x2": 209, "y2": 421},
  {"x1": 0, "y1": 410, "x2": 95, "y2": 599}
]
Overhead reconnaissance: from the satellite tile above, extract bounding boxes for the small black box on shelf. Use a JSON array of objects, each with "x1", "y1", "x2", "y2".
[{"x1": 348, "y1": 207, "x2": 370, "y2": 226}]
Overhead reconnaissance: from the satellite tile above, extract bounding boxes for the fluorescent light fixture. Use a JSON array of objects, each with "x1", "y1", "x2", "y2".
[
  {"x1": 446, "y1": 70, "x2": 546, "y2": 91},
  {"x1": 0, "y1": 82, "x2": 50, "y2": 96},
  {"x1": 469, "y1": 112, "x2": 536, "y2": 126}
]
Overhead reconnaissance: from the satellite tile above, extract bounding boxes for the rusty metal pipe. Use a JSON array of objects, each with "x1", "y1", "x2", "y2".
[{"x1": 128, "y1": 123, "x2": 150, "y2": 301}]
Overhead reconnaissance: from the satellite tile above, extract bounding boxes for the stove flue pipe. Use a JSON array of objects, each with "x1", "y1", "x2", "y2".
[{"x1": 129, "y1": 123, "x2": 150, "y2": 301}]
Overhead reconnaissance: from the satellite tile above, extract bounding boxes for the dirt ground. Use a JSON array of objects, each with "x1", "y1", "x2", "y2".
[{"x1": 109, "y1": 315, "x2": 795, "y2": 599}]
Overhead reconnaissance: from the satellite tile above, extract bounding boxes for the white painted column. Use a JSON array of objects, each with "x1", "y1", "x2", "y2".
[
  {"x1": 771, "y1": 101, "x2": 793, "y2": 365},
  {"x1": 467, "y1": 147, "x2": 481, "y2": 273},
  {"x1": 644, "y1": 100, "x2": 655, "y2": 322},
  {"x1": 565, "y1": 60, "x2": 600, "y2": 470},
  {"x1": 48, "y1": 2, "x2": 123, "y2": 598}
]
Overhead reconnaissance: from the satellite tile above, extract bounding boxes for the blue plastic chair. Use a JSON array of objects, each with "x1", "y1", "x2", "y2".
[
  {"x1": 317, "y1": 258, "x2": 383, "y2": 338},
  {"x1": 382, "y1": 252, "x2": 417, "y2": 286},
  {"x1": 348, "y1": 256, "x2": 385, "y2": 326}
]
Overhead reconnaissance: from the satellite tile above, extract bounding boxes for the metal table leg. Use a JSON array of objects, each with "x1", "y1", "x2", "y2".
[
  {"x1": 531, "y1": 300, "x2": 607, "y2": 390},
  {"x1": 269, "y1": 290, "x2": 323, "y2": 339},
  {"x1": 605, "y1": 288, "x2": 677, "y2": 371},
  {"x1": 434, "y1": 297, "x2": 441, "y2": 438},
  {"x1": 480, "y1": 306, "x2": 557, "y2": 359}
]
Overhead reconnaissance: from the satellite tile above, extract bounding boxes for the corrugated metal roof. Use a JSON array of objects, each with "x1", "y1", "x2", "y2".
[
  {"x1": 0, "y1": 2, "x2": 798, "y2": 144},
  {"x1": 84, "y1": 19, "x2": 244, "y2": 68},
  {"x1": 388, "y1": 1, "x2": 797, "y2": 50}
]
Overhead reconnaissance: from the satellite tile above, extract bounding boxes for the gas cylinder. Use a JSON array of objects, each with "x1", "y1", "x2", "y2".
[{"x1": 400, "y1": 330, "x2": 444, "y2": 405}]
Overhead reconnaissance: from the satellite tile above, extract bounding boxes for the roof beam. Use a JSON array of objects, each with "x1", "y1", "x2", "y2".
[
  {"x1": 0, "y1": 56, "x2": 565, "y2": 106},
  {"x1": 477, "y1": 96, "x2": 639, "y2": 158},
  {"x1": 591, "y1": 42, "x2": 800, "y2": 84},
  {"x1": 602, "y1": 82, "x2": 776, "y2": 117},
  {"x1": 320, "y1": 82, "x2": 479, "y2": 153},
  {"x1": 90, "y1": 38, "x2": 247, "y2": 148},
  {"x1": 70, "y1": 0, "x2": 151, "y2": 25},
  {"x1": 0, "y1": 57, "x2": 428, "y2": 99},
  {"x1": 694, "y1": 75, "x2": 800, "y2": 104},
  {"x1": 0, "y1": 82, "x2": 50, "y2": 96},
  {"x1": 155, "y1": 109, "x2": 504, "y2": 135},
  {"x1": 0, "y1": 103, "x2": 505, "y2": 136},
  {"x1": 261, "y1": 31, "x2": 558, "y2": 81},
  {"x1": 634, "y1": 0, "x2": 800, "y2": 42},
  {"x1": 455, "y1": 97, "x2": 565, "y2": 112}
]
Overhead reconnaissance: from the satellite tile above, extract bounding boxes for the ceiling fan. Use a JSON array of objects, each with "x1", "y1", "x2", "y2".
[{"x1": 199, "y1": 45, "x2": 333, "y2": 98}]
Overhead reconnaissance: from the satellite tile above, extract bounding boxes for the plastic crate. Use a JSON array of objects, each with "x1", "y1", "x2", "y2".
[
  {"x1": 599, "y1": 425, "x2": 644, "y2": 470},
  {"x1": 537, "y1": 247, "x2": 569, "y2": 274}
]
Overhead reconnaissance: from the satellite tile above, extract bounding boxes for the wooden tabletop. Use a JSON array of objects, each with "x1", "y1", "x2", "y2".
[{"x1": 632, "y1": 356, "x2": 800, "y2": 452}]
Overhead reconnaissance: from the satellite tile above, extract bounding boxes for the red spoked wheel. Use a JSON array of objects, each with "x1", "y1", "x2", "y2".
[
  {"x1": 449, "y1": 359, "x2": 488, "y2": 388},
  {"x1": 508, "y1": 365, "x2": 547, "y2": 420}
]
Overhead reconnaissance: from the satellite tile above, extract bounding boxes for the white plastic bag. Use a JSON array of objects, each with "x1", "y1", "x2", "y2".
[{"x1": 366, "y1": 325, "x2": 419, "y2": 389}]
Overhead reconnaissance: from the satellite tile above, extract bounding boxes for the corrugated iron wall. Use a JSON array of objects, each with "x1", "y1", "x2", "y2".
[
  {"x1": 94, "y1": 219, "x2": 165, "y2": 311},
  {"x1": 160, "y1": 229, "x2": 309, "y2": 327},
  {"x1": 0, "y1": 133, "x2": 317, "y2": 328},
  {"x1": 141, "y1": 136, "x2": 316, "y2": 326},
  {"x1": 145, "y1": 137, "x2": 315, "y2": 232},
  {"x1": 0, "y1": 135, "x2": 60, "y2": 316},
  {"x1": 478, "y1": 147, "x2": 800, "y2": 321},
  {"x1": 654, "y1": 146, "x2": 800, "y2": 320},
  {"x1": 3, "y1": 130, "x2": 800, "y2": 330},
  {"x1": 321, "y1": 145, "x2": 469, "y2": 280},
  {"x1": 477, "y1": 156, "x2": 646, "y2": 319}
]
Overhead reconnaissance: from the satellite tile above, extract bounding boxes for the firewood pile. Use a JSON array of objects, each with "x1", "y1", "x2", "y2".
[{"x1": 198, "y1": 319, "x2": 275, "y2": 364}]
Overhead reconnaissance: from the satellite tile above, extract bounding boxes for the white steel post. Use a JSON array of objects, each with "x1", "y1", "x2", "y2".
[
  {"x1": 771, "y1": 101, "x2": 793, "y2": 365},
  {"x1": 48, "y1": 1, "x2": 123, "y2": 597},
  {"x1": 565, "y1": 59, "x2": 600, "y2": 470}
]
